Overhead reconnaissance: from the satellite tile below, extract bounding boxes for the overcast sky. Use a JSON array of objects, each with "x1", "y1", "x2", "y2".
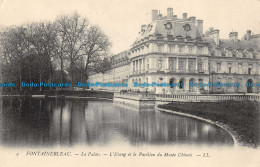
[{"x1": 0, "y1": 0, "x2": 259, "y2": 54}]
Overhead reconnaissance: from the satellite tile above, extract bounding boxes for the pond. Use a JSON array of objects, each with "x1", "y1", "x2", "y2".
[{"x1": 0, "y1": 97, "x2": 234, "y2": 147}]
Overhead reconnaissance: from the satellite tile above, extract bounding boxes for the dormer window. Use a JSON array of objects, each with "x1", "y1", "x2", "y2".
[
  {"x1": 176, "y1": 35, "x2": 182, "y2": 40},
  {"x1": 186, "y1": 36, "x2": 192, "y2": 41},
  {"x1": 167, "y1": 35, "x2": 174, "y2": 41},
  {"x1": 243, "y1": 50, "x2": 247, "y2": 58},
  {"x1": 227, "y1": 51, "x2": 232, "y2": 57},
  {"x1": 247, "y1": 50, "x2": 253, "y2": 58}
]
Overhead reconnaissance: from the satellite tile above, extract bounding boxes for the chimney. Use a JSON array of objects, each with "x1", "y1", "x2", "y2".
[
  {"x1": 189, "y1": 16, "x2": 196, "y2": 22},
  {"x1": 152, "y1": 10, "x2": 158, "y2": 21},
  {"x1": 209, "y1": 27, "x2": 214, "y2": 32},
  {"x1": 246, "y1": 30, "x2": 251, "y2": 40},
  {"x1": 167, "y1": 8, "x2": 173, "y2": 20},
  {"x1": 157, "y1": 10, "x2": 162, "y2": 18},
  {"x1": 196, "y1": 20, "x2": 203, "y2": 37},
  {"x1": 182, "y1": 13, "x2": 187, "y2": 20},
  {"x1": 209, "y1": 29, "x2": 220, "y2": 46},
  {"x1": 141, "y1": 25, "x2": 146, "y2": 32},
  {"x1": 229, "y1": 32, "x2": 238, "y2": 42}
]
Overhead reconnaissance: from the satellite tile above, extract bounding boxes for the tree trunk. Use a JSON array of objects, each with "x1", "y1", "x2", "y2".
[
  {"x1": 19, "y1": 63, "x2": 22, "y2": 92},
  {"x1": 50, "y1": 74, "x2": 52, "y2": 91},
  {"x1": 80, "y1": 73, "x2": 82, "y2": 82},
  {"x1": 60, "y1": 56, "x2": 64, "y2": 92},
  {"x1": 40, "y1": 71, "x2": 42, "y2": 92},
  {"x1": 29, "y1": 66, "x2": 32, "y2": 91},
  {"x1": 20, "y1": 74, "x2": 22, "y2": 91},
  {"x1": 83, "y1": 66, "x2": 89, "y2": 91},
  {"x1": 70, "y1": 61, "x2": 74, "y2": 91},
  {"x1": 49, "y1": 61, "x2": 52, "y2": 91}
]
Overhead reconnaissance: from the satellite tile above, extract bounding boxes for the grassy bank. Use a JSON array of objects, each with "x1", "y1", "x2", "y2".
[{"x1": 158, "y1": 100, "x2": 260, "y2": 147}]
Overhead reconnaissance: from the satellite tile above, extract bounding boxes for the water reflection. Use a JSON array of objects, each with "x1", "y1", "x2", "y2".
[{"x1": 0, "y1": 97, "x2": 235, "y2": 147}]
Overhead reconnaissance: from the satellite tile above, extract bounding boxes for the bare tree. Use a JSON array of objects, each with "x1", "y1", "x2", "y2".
[
  {"x1": 0, "y1": 12, "x2": 112, "y2": 93},
  {"x1": 53, "y1": 15, "x2": 69, "y2": 91},
  {"x1": 0, "y1": 28, "x2": 17, "y2": 91},
  {"x1": 1, "y1": 26, "x2": 31, "y2": 91},
  {"x1": 81, "y1": 25, "x2": 111, "y2": 82},
  {"x1": 55, "y1": 13, "x2": 111, "y2": 88},
  {"x1": 27, "y1": 22, "x2": 56, "y2": 91},
  {"x1": 41, "y1": 22, "x2": 57, "y2": 90},
  {"x1": 58, "y1": 13, "x2": 88, "y2": 88}
]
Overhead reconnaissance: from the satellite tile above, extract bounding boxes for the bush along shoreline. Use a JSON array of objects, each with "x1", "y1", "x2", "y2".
[{"x1": 158, "y1": 100, "x2": 260, "y2": 148}]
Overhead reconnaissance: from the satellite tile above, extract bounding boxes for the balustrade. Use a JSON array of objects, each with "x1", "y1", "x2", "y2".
[{"x1": 115, "y1": 92, "x2": 260, "y2": 102}]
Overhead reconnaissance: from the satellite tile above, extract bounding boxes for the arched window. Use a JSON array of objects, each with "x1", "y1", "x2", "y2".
[{"x1": 179, "y1": 78, "x2": 185, "y2": 89}]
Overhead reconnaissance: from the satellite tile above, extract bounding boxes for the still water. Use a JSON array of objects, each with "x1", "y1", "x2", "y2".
[{"x1": 0, "y1": 97, "x2": 234, "y2": 147}]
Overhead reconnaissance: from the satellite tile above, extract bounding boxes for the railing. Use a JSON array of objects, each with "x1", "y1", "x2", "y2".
[
  {"x1": 156, "y1": 93, "x2": 260, "y2": 102},
  {"x1": 114, "y1": 92, "x2": 156, "y2": 100},
  {"x1": 114, "y1": 92, "x2": 260, "y2": 102}
]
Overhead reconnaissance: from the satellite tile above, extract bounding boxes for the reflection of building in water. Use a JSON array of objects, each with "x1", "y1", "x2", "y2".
[
  {"x1": 0, "y1": 99, "x2": 234, "y2": 146},
  {"x1": 49, "y1": 100, "x2": 125, "y2": 146},
  {"x1": 89, "y1": 8, "x2": 260, "y2": 94}
]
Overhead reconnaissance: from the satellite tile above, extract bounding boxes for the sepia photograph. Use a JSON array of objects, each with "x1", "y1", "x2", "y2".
[{"x1": 0, "y1": 0, "x2": 259, "y2": 166}]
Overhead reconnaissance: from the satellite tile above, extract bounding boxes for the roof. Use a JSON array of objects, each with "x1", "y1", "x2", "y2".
[
  {"x1": 134, "y1": 18, "x2": 202, "y2": 43},
  {"x1": 203, "y1": 36, "x2": 260, "y2": 51}
]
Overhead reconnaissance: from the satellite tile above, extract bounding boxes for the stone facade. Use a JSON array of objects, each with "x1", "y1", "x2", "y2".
[
  {"x1": 88, "y1": 51, "x2": 130, "y2": 91},
  {"x1": 89, "y1": 8, "x2": 260, "y2": 94}
]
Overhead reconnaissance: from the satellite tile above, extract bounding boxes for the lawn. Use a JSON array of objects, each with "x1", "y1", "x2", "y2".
[{"x1": 158, "y1": 100, "x2": 260, "y2": 147}]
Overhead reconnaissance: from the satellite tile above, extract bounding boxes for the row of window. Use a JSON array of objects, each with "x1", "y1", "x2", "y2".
[
  {"x1": 133, "y1": 58, "x2": 204, "y2": 72},
  {"x1": 112, "y1": 61, "x2": 129, "y2": 68},
  {"x1": 132, "y1": 77, "x2": 204, "y2": 90},
  {"x1": 133, "y1": 57, "x2": 256, "y2": 75},
  {"x1": 157, "y1": 45, "x2": 205, "y2": 54},
  {"x1": 131, "y1": 44, "x2": 207, "y2": 55},
  {"x1": 156, "y1": 58, "x2": 204, "y2": 72},
  {"x1": 212, "y1": 49, "x2": 258, "y2": 58},
  {"x1": 215, "y1": 63, "x2": 253, "y2": 74}
]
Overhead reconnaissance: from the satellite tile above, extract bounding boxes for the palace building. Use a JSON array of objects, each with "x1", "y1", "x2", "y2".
[{"x1": 89, "y1": 8, "x2": 260, "y2": 94}]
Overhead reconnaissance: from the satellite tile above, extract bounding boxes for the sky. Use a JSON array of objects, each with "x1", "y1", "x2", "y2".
[{"x1": 0, "y1": 0, "x2": 259, "y2": 54}]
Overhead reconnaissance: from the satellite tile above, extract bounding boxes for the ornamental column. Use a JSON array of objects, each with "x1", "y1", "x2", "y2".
[
  {"x1": 133, "y1": 61, "x2": 135, "y2": 72},
  {"x1": 143, "y1": 58, "x2": 145, "y2": 71},
  {"x1": 176, "y1": 57, "x2": 179, "y2": 71},
  {"x1": 136, "y1": 60, "x2": 138, "y2": 73},
  {"x1": 140, "y1": 59, "x2": 143, "y2": 73},
  {"x1": 165, "y1": 57, "x2": 169, "y2": 72},
  {"x1": 186, "y1": 58, "x2": 188, "y2": 71},
  {"x1": 195, "y1": 58, "x2": 198, "y2": 71}
]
